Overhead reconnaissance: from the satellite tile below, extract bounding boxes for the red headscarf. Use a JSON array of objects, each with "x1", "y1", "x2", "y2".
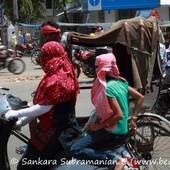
[
  {"x1": 41, "y1": 25, "x2": 62, "y2": 39},
  {"x1": 33, "y1": 41, "x2": 79, "y2": 129}
]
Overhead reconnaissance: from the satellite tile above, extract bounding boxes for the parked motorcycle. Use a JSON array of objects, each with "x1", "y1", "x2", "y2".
[
  {"x1": 73, "y1": 47, "x2": 96, "y2": 78},
  {"x1": 15, "y1": 37, "x2": 40, "y2": 57},
  {"x1": 31, "y1": 49, "x2": 41, "y2": 65},
  {"x1": 0, "y1": 45, "x2": 26, "y2": 74}
]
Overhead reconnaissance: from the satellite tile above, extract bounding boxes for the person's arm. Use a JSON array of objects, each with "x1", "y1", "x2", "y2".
[
  {"x1": 128, "y1": 86, "x2": 144, "y2": 130},
  {"x1": 128, "y1": 86, "x2": 144, "y2": 117},
  {"x1": 5, "y1": 104, "x2": 53, "y2": 120},
  {"x1": 15, "y1": 116, "x2": 36, "y2": 128},
  {"x1": 86, "y1": 97, "x2": 123, "y2": 131}
]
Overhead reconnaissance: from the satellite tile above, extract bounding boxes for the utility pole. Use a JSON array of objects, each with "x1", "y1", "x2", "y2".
[
  {"x1": 53, "y1": 0, "x2": 57, "y2": 20},
  {"x1": 62, "y1": 0, "x2": 69, "y2": 23},
  {"x1": 13, "y1": 0, "x2": 18, "y2": 20}
]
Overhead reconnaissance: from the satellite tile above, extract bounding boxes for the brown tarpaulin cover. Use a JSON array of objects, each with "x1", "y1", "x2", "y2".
[{"x1": 67, "y1": 17, "x2": 162, "y2": 91}]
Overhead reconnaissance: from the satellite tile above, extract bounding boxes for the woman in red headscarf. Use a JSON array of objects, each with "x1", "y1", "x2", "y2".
[
  {"x1": 5, "y1": 39, "x2": 80, "y2": 169},
  {"x1": 71, "y1": 53, "x2": 144, "y2": 170}
]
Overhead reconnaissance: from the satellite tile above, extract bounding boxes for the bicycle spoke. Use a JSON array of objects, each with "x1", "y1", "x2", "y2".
[{"x1": 132, "y1": 122, "x2": 170, "y2": 170}]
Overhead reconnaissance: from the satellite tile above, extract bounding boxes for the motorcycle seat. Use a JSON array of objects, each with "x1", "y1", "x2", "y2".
[{"x1": 98, "y1": 133, "x2": 129, "y2": 151}]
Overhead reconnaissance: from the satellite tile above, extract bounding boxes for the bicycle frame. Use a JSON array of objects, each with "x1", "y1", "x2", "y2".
[{"x1": 137, "y1": 112, "x2": 170, "y2": 129}]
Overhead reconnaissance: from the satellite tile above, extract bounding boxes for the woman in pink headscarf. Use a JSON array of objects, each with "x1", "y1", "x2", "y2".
[{"x1": 71, "y1": 53, "x2": 144, "y2": 170}]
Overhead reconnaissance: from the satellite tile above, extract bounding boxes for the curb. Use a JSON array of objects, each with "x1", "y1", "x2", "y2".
[{"x1": 0, "y1": 74, "x2": 43, "y2": 82}]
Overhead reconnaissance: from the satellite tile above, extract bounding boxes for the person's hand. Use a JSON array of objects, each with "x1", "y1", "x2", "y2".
[
  {"x1": 85, "y1": 123, "x2": 101, "y2": 131},
  {"x1": 129, "y1": 119, "x2": 137, "y2": 136},
  {"x1": 5, "y1": 110, "x2": 20, "y2": 120},
  {"x1": 13, "y1": 119, "x2": 23, "y2": 131}
]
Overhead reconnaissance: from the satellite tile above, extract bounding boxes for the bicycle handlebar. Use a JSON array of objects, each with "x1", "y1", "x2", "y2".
[{"x1": 0, "y1": 87, "x2": 10, "y2": 91}]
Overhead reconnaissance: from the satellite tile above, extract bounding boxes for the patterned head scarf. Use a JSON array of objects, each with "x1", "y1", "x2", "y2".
[
  {"x1": 33, "y1": 41, "x2": 79, "y2": 105},
  {"x1": 91, "y1": 53, "x2": 126, "y2": 130},
  {"x1": 41, "y1": 25, "x2": 62, "y2": 39},
  {"x1": 33, "y1": 41, "x2": 79, "y2": 129}
]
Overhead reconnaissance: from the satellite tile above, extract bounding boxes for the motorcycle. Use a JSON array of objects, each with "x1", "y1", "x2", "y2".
[
  {"x1": 73, "y1": 47, "x2": 96, "y2": 78},
  {"x1": 0, "y1": 45, "x2": 26, "y2": 74},
  {"x1": 0, "y1": 87, "x2": 143, "y2": 170},
  {"x1": 15, "y1": 37, "x2": 40, "y2": 57}
]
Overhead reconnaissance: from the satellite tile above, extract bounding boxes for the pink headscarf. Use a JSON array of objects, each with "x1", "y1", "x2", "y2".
[{"x1": 91, "y1": 53, "x2": 126, "y2": 130}]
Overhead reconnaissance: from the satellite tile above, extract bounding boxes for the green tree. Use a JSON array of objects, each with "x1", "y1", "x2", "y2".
[
  {"x1": 0, "y1": 0, "x2": 45, "y2": 24},
  {"x1": 57, "y1": 0, "x2": 74, "y2": 22},
  {"x1": 0, "y1": 0, "x2": 75, "y2": 23}
]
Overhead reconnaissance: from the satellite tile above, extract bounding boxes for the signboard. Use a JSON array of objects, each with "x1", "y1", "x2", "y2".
[
  {"x1": 83, "y1": 0, "x2": 160, "y2": 12},
  {"x1": 135, "y1": 9, "x2": 160, "y2": 19},
  {"x1": 0, "y1": 4, "x2": 3, "y2": 25},
  {"x1": 160, "y1": 0, "x2": 170, "y2": 5}
]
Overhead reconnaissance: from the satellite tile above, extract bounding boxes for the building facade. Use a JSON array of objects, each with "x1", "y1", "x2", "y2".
[{"x1": 55, "y1": 0, "x2": 170, "y2": 24}]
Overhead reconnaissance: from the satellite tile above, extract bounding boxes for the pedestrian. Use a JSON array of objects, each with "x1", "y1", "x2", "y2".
[
  {"x1": 5, "y1": 22, "x2": 80, "y2": 169},
  {"x1": 11, "y1": 31, "x2": 17, "y2": 48},
  {"x1": 37, "y1": 19, "x2": 63, "y2": 64},
  {"x1": 160, "y1": 43, "x2": 167, "y2": 73},
  {"x1": 17, "y1": 31, "x2": 24, "y2": 45},
  {"x1": 41, "y1": 19, "x2": 61, "y2": 43},
  {"x1": 95, "y1": 26, "x2": 108, "y2": 56},
  {"x1": 25, "y1": 32, "x2": 32, "y2": 44},
  {"x1": 89, "y1": 28, "x2": 96, "y2": 36},
  {"x1": 95, "y1": 26, "x2": 104, "y2": 35},
  {"x1": 70, "y1": 53, "x2": 144, "y2": 170}
]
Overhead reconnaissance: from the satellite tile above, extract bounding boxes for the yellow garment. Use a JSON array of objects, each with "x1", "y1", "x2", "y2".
[
  {"x1": 11, "y1": 35, "x2": 17, "y2": 47},
  {"x1": 90, "y1": 33, "x2": 95, "y2": 36}
]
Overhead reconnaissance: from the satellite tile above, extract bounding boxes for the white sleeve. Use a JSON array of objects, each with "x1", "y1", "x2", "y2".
[
  {"x1": 15, "y1": 116, "x2": 36, "y2": 127},
  {"x1": 18, "y1": 104, "x2": 53, "y2": 117}
]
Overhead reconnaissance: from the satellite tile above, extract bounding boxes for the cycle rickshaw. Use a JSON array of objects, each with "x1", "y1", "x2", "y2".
[{"x1": 67, "y1": 16, "x2": 170, "y2": 169}]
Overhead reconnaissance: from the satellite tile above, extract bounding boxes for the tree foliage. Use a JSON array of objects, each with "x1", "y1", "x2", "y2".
[
  {"x1": 57, "y1": 0, "x2": 74, "y2": 22},
  {"x1": 0, "y1": 0, "x2": 75, "y2": 24},
  {"x1": 57, "y1": 0, "x2": 73, "y2": 13},
  {"x1": 0, "y1": 0, "x2": 45, "y2": 24}
]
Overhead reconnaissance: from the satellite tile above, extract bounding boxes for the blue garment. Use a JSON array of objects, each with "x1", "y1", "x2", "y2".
[
  {"x1": 17, "y1": 35, "x2": 24, "y2": 44},
  {"x1": 70, "y1": 129, "x2": 127, "y2": 166},
  {"x1": 160, "y1": 43, "x2": 167, "y2": 72}
]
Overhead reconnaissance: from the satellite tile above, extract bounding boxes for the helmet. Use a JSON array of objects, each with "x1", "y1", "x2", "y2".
[{"x1": 0, "y1": 94, "x2": 23, "y2": 120}]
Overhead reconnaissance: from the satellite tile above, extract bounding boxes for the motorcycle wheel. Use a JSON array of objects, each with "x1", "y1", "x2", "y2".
[
  {"x1": 73, "y1": 63, "x2": 81, "y2": 78},
  {"x1": 31, "y1": 50, "x2": 40, "y2": 65},
  {"x1": 16, "y1": 51, "x2": 23, "y2": 57},
  {"x1": 8, "y1": 58, "x2": 26, "y2": 75}
]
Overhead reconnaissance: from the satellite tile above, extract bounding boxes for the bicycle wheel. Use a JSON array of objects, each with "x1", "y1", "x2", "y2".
[
  {"x1": 31, "y1": 50, "x2": 40, "y2": 65},
  {"x1": 8, "y1": 58, "x2": 26, "y2": 75},
  {"x1": 132, "y1": 122, "x2": 170, "y2": 170},
  {"x1": 152, "y1": 90, "x2": 170, "y2": 117},
  {"x1": 136, "y1": 113, "x2": 170, "y2": 131}
]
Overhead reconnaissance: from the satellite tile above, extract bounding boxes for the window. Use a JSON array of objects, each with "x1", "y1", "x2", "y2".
[
  {"x1": 46, "y1": 0, "x2": 52, "y2": 9},
  {"x1": 118, "y1": 10, "x2": 136, "y2": 20},
  {"x1": 98, "y1": 11, "x2": 104, "y2": 23}
]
